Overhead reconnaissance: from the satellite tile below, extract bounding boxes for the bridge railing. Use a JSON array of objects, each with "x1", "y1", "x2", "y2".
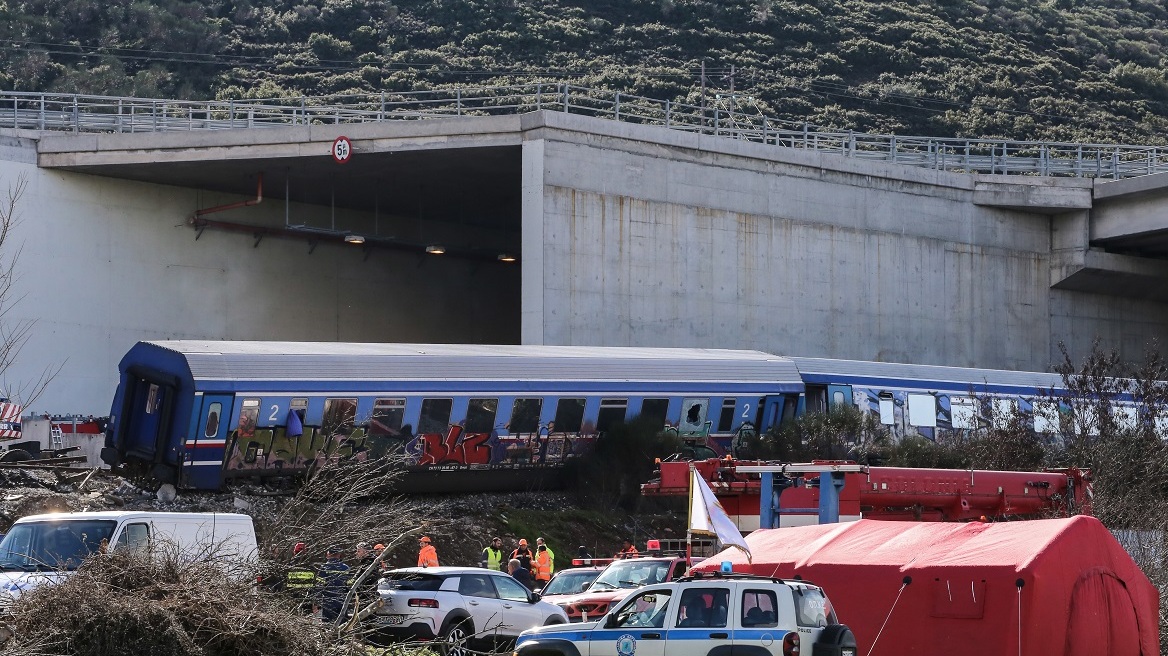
[{"x1": 2, "y1": 85, "x2": 1166, "y2": 179}]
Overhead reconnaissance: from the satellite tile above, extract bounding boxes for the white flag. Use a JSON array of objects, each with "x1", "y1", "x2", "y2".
[{"x1": 689, "y1": 467, "x2": 752, "y2": 562}]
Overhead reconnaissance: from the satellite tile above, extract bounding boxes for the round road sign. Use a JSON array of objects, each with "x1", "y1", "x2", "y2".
[{"x1": 332, "y1": 136, "x2": 353, "y2": 164}]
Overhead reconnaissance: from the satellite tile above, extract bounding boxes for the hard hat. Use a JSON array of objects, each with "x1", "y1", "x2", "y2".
[
  {"x1": 357, "y1": 542, "x2": 371, "y2": 550},
  {"x1": 292, "y1": 542, "x2": 306, "y2": 555},
  {"x1": 374, "y1": 544, "x2": 385, "y2": 551},
  {"x1": 518, "y1": 538, "x2": 528, "y2": 547},
  {"x1": 419, "y1": 536, "x2": 432, "y2": 543}
]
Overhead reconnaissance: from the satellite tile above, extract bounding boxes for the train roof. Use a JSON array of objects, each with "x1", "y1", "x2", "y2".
[
  {"x1": 789, "y1": 356, "x2": 1065, "y2": 393},
  {"x1": 130, "y1": 341, "x2": 804, "y2": 389}
]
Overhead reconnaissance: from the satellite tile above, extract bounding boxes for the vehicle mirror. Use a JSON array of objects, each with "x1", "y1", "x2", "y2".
[
  {"x1": 604, "y1": 615, "x2": 618, "y2": 629},
  {"x1": 528, "y1": 591, "x2": 541, "y2": 603}
]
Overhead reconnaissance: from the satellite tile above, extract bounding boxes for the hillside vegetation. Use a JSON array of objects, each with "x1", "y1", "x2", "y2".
[{"x1": 2, "y1": 0, "x2": 1167, "y2": 143}]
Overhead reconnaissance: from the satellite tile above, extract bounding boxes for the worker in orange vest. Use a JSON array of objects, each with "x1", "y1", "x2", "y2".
[
  {"x1": 417, "y1": 536, "x2": 439, "y2": 568},
  {"x1": 615, "y1": 538, "x2": 638, "y2": 559},
  {"x1": 534, "y1": 539, "x2": 554, "y2": 587}
]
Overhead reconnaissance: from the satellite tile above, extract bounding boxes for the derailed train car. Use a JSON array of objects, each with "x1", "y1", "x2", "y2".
[
  {"x1": 101, "y1": 341, "x2": 805, "y2": 491},
  {"x1": 103, "y1": 341, "x2": 1160, "y2": 492}
]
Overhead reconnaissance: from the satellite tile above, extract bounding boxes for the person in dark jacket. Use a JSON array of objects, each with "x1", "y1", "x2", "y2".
[
  {"x1": 510, "y1": 538, "x2": 534, "y2": 571},
  {"x1": 508, "y1": 557, "x2": 534, "y2": 590},
  {"x1": 314, "y1": 545, "x2": 351, "y2": 622}
]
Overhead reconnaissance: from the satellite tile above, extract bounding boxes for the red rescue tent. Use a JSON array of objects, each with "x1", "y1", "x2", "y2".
[{"x1": 692, "y1": 516, "x2": 1158, "y2": 656}]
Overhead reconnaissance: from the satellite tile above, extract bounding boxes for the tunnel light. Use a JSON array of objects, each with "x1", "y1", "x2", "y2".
[
  {"x1": 425, "y1": 244, "x2": 445, "y2": 254},
  {"x1": 497, "y1": 253, "x2": 517, "y2": 262},
  {"x1": 344, "y1": 234, "x2": 365, "y2": 244}
]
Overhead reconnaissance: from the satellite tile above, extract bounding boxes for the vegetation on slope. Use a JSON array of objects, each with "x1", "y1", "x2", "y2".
[{"x1": 1, "y1": 0, "x2": 1167, "y2": 142}]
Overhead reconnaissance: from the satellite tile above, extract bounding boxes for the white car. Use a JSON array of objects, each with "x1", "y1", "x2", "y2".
[
  {"x1": 0, "y1": 511, "x2": 257, "y2": 606},
  {"x1": 515, "y1": 572, "x2": 857, "y2": 656},
  {"x1": 371, "y1": 566, "x2": 568, "y2": 654}
]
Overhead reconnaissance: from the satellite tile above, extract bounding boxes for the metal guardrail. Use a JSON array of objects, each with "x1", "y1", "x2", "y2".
[{"x1": 2, "y1": 84, "x2": 1166, "y2": 179}]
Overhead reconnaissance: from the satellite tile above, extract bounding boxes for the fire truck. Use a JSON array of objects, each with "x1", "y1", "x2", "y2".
[{"x1": 642, "y1": 458, "x2": 1091, "y2": 531}]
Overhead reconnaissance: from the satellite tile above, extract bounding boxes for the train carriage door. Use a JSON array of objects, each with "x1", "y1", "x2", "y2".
[
  {"x1": 827, "y1": 385, "x2": 853, "y2": 410},
  {"x1": 118, "y1": 371, "x2": 178, "y2": 465},
  {"x1": 185, "y1": 394, "x2": 231, "y2": 488}
]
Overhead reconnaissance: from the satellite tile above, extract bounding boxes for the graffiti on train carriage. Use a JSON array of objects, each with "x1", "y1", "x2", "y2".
[{"x1": 222, "y1": 419, "x2": 599, "y2": 475}]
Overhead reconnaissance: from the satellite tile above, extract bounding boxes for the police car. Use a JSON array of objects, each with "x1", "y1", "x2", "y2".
[{"x1": 514, "y1": 571, "x2": 857, "y2": 656}]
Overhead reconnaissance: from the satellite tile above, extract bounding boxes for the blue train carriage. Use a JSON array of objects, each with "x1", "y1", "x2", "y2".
[
  {"x1": 102, "y1": 341, "x2": 805, "y2": 491},
  {"x1": 788, "y1": 357, "x2": 1086, "y2": 440}
]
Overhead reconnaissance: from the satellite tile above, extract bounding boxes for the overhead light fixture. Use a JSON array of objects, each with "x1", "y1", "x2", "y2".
[
  {"x1": 425, "y1": 244, "x2": 445, "y2": 254},
  {"x1": 344, "y1": 234, "x2": 365, "y2": 244},
  {"x1": 497, "y1": 253, "x2": 517, "y2": 262}
]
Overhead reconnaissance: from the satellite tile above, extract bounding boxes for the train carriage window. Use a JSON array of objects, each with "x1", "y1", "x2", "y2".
[
  {"x1": 509, "y1": 398, "x2": 543, "y2": 434},
  {"x1": 805, "y1": 386, "x2": 827, "y2": 414},
  {"x1": 1115, "y1": 406, "x2": 1138, "y2": 431},
  {"x1": 951, "y1": 397, "x2": 978, "y2": 430},
  {"x1": 878, "y1": 393, "x2": 895, "y2": 425},
  {"x1": 238, "y1": 398, "x2": 260, "y2": 437},
  {"x1": 908, "y1": 394, "x2": 937, "y2": 428},
  {"x1": 145, "y1": 384, "x2": 160, "y2": 415},
  {"x1": 640, "y1": 399, "x2": 669, "y2": 425},
  {"x1": 1074, "y1": 406, "x2": 1101, "y2": 436},
  {"x1": 993, "y1": 399, "x2": 1018, "y2": 427},
  {"x1": 596, "y1": 399, "x2": 628, "y2": 433},
  {"x1": 419, "y1": 399, "x2": 453, "y2": 435},
  {"x1": 552, "y1": 398, "x2": 586, "y2": 434},
  {"x1": 466, "y1": 398, "x2": 498, "y2": 433},
  {"x1": 290, "y1": 398, "x2": 308, "y2": 422},
  {"x1": 1033, "y1": 401, "x2": 1060, "y2": 434},
  {"x1": 204, "y1": 403, "x2": 222, "y2": 438},
  {"x1": 679, "y1": 398, "x2": 709, "y2": 435},
  {"x1": 370, "y1": 399, "x2": 405, "y2": 436},
  {"x1": 718, "y1": 398, "x2": 737, "y2": 432},
  {"x1": 322, "y1": 398, "x2": 358, "y2": 435}
]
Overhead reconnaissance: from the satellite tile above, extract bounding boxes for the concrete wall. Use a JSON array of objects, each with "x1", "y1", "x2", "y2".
[
  {"x1": 0, "y1": 135, "x2": 519, "y2": 415},
  {"x1": 521, "y1": 113, "x2": 1168, "y2": 371},
  {"x1": 18, "y1": 418, "x2": 107, "y2": 468}
]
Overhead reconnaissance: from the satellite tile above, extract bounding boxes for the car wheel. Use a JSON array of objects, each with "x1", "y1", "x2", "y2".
[
  {"x1": 440, "y1": 618, "x2": 473, "y2": 656},
  {"x1": 544, "y1": 617, "x2": 565, "y2": 626}
]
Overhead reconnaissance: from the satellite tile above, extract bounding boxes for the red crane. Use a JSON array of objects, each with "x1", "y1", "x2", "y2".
[{"x1": 642, "y1": 458, "x2": 1091, "y2": 530}]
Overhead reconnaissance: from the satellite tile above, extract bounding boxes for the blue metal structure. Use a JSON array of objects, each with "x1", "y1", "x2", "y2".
[{"x1": 102, "y1": 341, "x2": 804, "y2": 490}]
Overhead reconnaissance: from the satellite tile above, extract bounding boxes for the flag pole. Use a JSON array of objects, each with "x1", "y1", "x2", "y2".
[{"x1": 686, "y1": 461, "x2": 694, "y2": 567}]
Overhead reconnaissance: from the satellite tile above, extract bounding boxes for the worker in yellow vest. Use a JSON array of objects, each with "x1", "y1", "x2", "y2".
[{"x1": 534, "y1": 536, "x2": 554, "y2": 587}]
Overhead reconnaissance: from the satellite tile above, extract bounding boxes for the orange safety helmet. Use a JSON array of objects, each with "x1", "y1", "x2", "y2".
[
  {"x1": 419, "y1": 536, "x2": 432, "y2": 543},
  {"x1": 374, "y1": 543, "x2": 385, "y2": 551},
  {"x1": 518, "y1": 538, "x2": 528, "y2": 547}
]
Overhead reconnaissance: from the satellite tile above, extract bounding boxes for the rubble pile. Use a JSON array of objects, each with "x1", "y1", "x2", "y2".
[{"x1": 5, "y1": 551, "x2": 344, "y2": 656}]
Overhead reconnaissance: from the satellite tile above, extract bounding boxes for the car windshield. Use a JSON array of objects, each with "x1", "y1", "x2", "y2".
[
  {"x1": 591, "y1": 560, "x2": 670, "y2": 590},
  {"x1": 378, "y1": 572, "x2": 445, "y2": 591},
  {"x1": 0, "y1": 520, "x2": 116, "y2": 571},
  {"x1": 542, "y1": 569, "x2": 601, "y2": 596}
]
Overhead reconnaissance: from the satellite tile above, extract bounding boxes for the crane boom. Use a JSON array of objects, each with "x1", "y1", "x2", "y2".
[{"x1": 642, "y1": 458, "x2": 1091, "y2": 531}]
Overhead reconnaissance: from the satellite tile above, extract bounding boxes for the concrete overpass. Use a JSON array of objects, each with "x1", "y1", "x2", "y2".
[{"x1": 3, "y1": 96, "x2": 1168, "y2": 412}]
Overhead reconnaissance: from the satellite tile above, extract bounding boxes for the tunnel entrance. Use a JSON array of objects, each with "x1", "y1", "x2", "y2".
[{"x1": 60, "y1": 142, "x2": 524, "y2": 345}]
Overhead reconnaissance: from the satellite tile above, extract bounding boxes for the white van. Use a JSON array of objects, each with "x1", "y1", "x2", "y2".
[{"x1": 0, "y1": 511, "x2": 258, "y2": 603}]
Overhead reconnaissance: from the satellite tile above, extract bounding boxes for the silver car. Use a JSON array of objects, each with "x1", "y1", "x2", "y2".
[{"x1": 371, "y1": 566, "x2": 569, "y2": 654}]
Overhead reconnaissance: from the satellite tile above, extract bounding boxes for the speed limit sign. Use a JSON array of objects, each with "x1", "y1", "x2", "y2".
[{"x1": 331, "y1": 136, "x2": 352, "y2": 164}]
